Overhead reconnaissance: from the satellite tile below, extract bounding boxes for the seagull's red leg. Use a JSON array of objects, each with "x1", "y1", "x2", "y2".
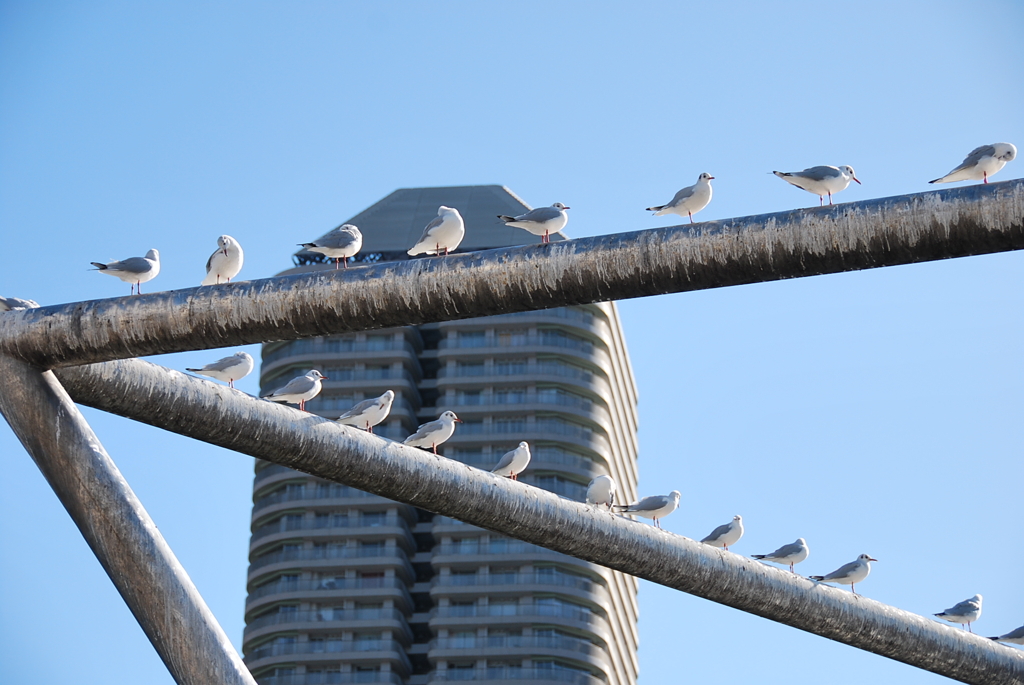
[
  {"x1": 688, "y1": 212, "x2": 693, "y2": 223},
  {"x1": 432, "y1": 443, "x2": 437, "y2": 455},
  {"x1": 984, "y1": 172, "x2": 988, "y2": 184},
  {"x1": 335, "y1": 259, "x2": 340, "y2": 270},
  {"x1": 819, "y1": 196, "x2": 824, "y2": 207},
  {"x1": 723, "y1": 545, "x2": 729, "y2": 551},
  {"x1": 343, "y1": 257, "x2": 348, "y2": 269},
  {"x1": 851, "y1": 584, "x2": 857, "y2": 595},
  {"x1": 789, "y1": 563, "x2": 795, "y2": 573},
  {"x1": 829, "y1": 193, "x2": 834, "y2": 205}
]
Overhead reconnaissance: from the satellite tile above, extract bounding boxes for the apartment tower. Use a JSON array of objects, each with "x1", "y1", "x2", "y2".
[{"x1": 243, "y1": 186, "x2": 640, "y2": 685}]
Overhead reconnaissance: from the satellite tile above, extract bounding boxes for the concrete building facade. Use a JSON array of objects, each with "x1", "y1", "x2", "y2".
[{"x1": 243, "y1": 187, "x2": 640, "y2": 685}]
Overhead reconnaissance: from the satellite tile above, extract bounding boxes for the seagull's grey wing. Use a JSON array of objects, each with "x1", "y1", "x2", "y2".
[
  {"x1": 109, "y1": 256, "x2": 155, "y2": 274},
  {"x1": 204, "y1": 355, "x2": 244, "y2": 372},
  {"x1": 945, "y1": 598, "x2": 979, "y2": 614},
  {"x1": 667, "y1": 185, "x2": 697, "y2": 206},
  {"x1": 951, "y1": 145, "x2": 997, "y2": 172},
  {"x1": 517, "y1": 206, "x2": 561, "y2": 223},
  {"x1": 825, "y1": 560, "x2": 859, "y2": 580},
  {"x1": 406, "y1": 419, "x2": 443, "y2": 441},
  {"x1": 629, "y1": 495, "x2": 670, "y2": 511},
  {"x1": 798, "y1": 166, "x2": 842, "y2": 182},
  {"x1": 492, "y1": 450, "x2": 518, "y2": 472},
  {"x1": 701, "y1": 523, "x2": 732, "y2": 543},
  {"x1": 337, "y1": 397, "x2": 379, "y2": 419},
  {"x1": 320, "y1": 229, "x2": 360, "y2": 250},
  {"x1": 998, "y1": 626, "x2": 1024, "y2": 640},
  {"x1": 770, "y1": 541, "x2": 805, "y2": 557},
  {"x1": 205, "y1": 249, "x2": 218, "y2": 274},
  {"x1": 272, "y1": 375, "x2": 315, "y2": 396},
  {"x1": 416, "y1": 215, "x2": 446, "y2": 242}
]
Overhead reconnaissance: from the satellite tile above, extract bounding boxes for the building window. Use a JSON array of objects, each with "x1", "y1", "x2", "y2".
[
  {"x1": 456, "y1": 390, "x2": 483, "y2": 405},
  {"x1": 447, "y1": 663, "x2": 476, "y2": 680},
  {"x1": 359, "y1": 540, "x2": 385, "y2": 556},
  {"x1": 457, "y1": 331, "x2": 487, "y2": 348},
  {"x1": 451, "y1": 630, "x2": 476, "y2": 648},
  {"x1": 449, "y1": 600, "x2": 476, "y2": 617},
  {"x1": 361, "y1": 511, "x2": 387, "y2": 527},
  {"x1": 493, "y1": 417, "x2": 527, "y2": 433},
  {"x1": 488, "y1": 599, "x2": 517, "y2": 616},
  {"x1": 495, "y1": 359, "x2": 528, "y2": 375},
  {"x1": 497, "y1": 329, "x2": 528, "y2": 346},
  {"x1": 365, "y1": 364, "x2": 391, "y2": 379},
  {"x1": 366, "y1": 334, "x2": 391, "y2": 351},
  {"x1": 494, "y1": 388, "x2": 527, "y2": 404},
  {"x1": 456, "y1": 361, "x2": 486, "y2": 376},
  {"x1": 359, "y1": 571, "x2": 384, "y2": 588},
  {"x1": 450, "y1": 569, "x2": 477, "y2": 585}
]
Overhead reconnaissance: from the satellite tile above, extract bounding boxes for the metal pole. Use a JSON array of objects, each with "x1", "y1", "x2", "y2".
[
  {"x1": 0, "y1": 355, "x2": 256, "y2": 685},
  {"x1": 4, "y1": 180, "x2": 1024, "y2": 369},
  {"x1": 55, "y1": 359, "x2": 1024, "y2": 685}
]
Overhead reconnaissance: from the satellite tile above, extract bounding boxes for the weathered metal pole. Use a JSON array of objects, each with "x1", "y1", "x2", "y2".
[
  {"x1": 0, "y1": 355, "x2": 256, "y2": 685},
  {"x1": 4, "y1": 180, "x2": 1023, "y2": 368},
  {"x1": 55, "y1": 359, "x2": 1024, "y2": 685}
]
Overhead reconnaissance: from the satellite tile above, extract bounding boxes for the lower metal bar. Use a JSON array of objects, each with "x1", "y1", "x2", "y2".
[
  {"x1": 0, "y1": 355, "x2": 256, "y2": 685},
  {"x1": 55, "y1": 358, "x2": 1024, "y2": 685}
]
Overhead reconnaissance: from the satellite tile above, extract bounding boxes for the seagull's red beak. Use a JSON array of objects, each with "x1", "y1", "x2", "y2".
[
  {"x1": 868, "y1": 557, "x2": 878, "y2": 562},
  {"x1": 853, "y1": 176, "x2": 862, "y2": 185},
  {"x1": 455, "y1": 418, "x2": 463, "y2": 423}
]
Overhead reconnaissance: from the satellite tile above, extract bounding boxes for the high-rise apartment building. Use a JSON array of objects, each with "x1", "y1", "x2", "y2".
[{"x1": 243, "y1": 186, "x2": 640, "y2": 685}]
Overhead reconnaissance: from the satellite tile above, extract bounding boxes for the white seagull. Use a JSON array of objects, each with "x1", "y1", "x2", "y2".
[
  {"x1": 498, "y1": 203, "x2": 569, "y2": 243},
  {"x1": 91, "y1": 249, "x2": 161, "y2": 295},
  {"x1": 403, "y1": 410, "x2": 462, "y2": 454},
  {"x1": 930, "y1": 143, "x2": 1016, "y2": 184},
  {"x1": 491, "y1": 441, "x2": 531, "y2": 480},
  {"x1": 300, "y1": 224, "x2": 363, "y2": 269},
  {"x1": 935, "y1": 594, "x2": 983, "y2": 633},
  {"x1": 186, "y1": 351, "x2": 255, "y2": 388},
  {"x1": 0, "y1": 296, "x2": 40, "y2": 311},
  {"x1": 201, "y1": 235, "x2": 244, "y2": 285},
  {"x1": 335, "y1": 390, "x2": 395, "y2": 433},
  {"x1": 647, "y1": 173, "x2": 714, "y2": 223},
  {"x1": 586, "y1": 475, "x2": 617, "y2": 511},
  {"x1": 615, "y1": 491, "x2": 681, "y2": 529},
  {"x1": 264, "y1": 369, "x2": 328, "y2": 411},
  {"x1": 751, "y1": 538, "x2": 810, "y2": 573},
  {"x1": 809, "y1": 554, "x2": 877, "y2": 595},
  {"x1": 990, "y1": 625, "x2": 1024, "y2": 645},
  {"x1": 700, "y1": 515, "x2": 744, "y2": 551},
  {"x1": 407, "y1": 206, "x2": 465, "y2": 256},
  {"x1": 773, "y1": 165, "x2": 861, "y2": 206}
]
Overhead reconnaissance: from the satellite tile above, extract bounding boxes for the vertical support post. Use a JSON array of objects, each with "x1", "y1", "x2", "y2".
[{"x1": 0, "y1": 355, "x2": 255, "y2": 685}]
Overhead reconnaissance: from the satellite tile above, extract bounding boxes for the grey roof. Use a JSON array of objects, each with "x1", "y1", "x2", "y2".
[{"x1": 294, "y1": 185, "x2": 565, "y2": 265}]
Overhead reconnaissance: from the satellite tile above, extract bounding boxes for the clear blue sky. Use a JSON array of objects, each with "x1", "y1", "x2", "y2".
[{"x1": 2, "y1": 2, "x2": 1022, "y2": 684}]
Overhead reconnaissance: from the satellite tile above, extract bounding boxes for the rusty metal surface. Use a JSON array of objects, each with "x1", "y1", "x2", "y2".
[
  {"x1": 55, "y1": 358, "x2": 1024, "y2": 685},
  {"x1": 0, "y1": 355, "x2": 256, "y2": 685},
  {"x1": 4, "y1": 180, "x2": 1024, "y2": 368}
]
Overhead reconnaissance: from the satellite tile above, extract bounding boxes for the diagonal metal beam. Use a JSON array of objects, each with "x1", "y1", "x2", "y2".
[
  {"x1": 0, "y1": 355, "x2": 256, "y2": 685},
  {"x1": 4, "y1": 180, "x2": 1024, "y2": 369},
  {"x1": 54, "y1": 358, "x2": 1024, "y2": 685}
]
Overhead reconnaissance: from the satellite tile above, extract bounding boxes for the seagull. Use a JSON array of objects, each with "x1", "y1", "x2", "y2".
[
  {"x1": 90, "y1": 249, "x2": 161, "y2": 295},
  {"x1": 408, "y1": 206, "x2": 465, "y2": 256},
  {"x1": 773, "y1": 165, "x2": 861, "y2": 206},
  {"x1": 0, "y1": 296, "x2": 40, "y2": 311},
  {"x1": 497, "y1": 203, "x2": 569, "y2": 243},
  {"x1": 614, "y1": 491, "x2": 681, "y2": 529},
  {"x1": 264, "y1": 369, "x2": 328, "y2": 411},
  {"x1": 990, "y1": 625, "x2": 1024, "y2": 645},
  {"x1": 299, "y1": 224, "x2": 363, "y2": 269},
  {"x1": 752, "y1": 538, "x2": 810, "y2": 573},
  {"x1": 185, "y1": 351, "x2": 255, "y2": 388},
  {"x1": 201, "y1": 235, "x2": 244, "y2": 285},
  {"x1": 586, "y1": 474, "x2": 616, "y2": 511},
  {"x1": 335, "y1": 390, "x2": 395, "y2": 433},
  {"x1": 403, "y1": 410, "x2": 462, "y2": 454},
  {"x1": 935, "y1": 594, "x2": 983, "y2": 633},
  {"x1": 491, "y1": 441, "x2": 531, "y2": 480},
  {"x1": 809, "y1": 554, "x2": 876, "y2": 595},
  {"x1": 646, "y1": 173, "x2": 714, "y2": 223},
  {"x1": 929, "y1": 143, "x2": 1016, "y2": 184},
  {"x1": 700, "y1": 515, "x2": 744, "y2": 551}
]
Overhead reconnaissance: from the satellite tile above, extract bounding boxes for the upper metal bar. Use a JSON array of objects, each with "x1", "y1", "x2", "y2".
[
  {"x1": 54, "y1": 359, "x2": 1024, "y2": 685},
  {"x1": 5, "y1": 181, "x2": 1024, "y2": 368},
  {"x1": 0, "y1": 355, "x2": 257, "y2": 685}
]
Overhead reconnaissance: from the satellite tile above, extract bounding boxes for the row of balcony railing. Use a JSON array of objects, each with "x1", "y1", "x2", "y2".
[
  {"x1": 263, "y1": 338, "x2": 413, "y2": 366},
  {"x1": 433, "y1": 666, "x2": 604, "y2": 685},
  {"x1": 437, "y1": 361, "x2": 596, "y2": 383},
  {"x1": 431, "y1": 603, "x2": 599, "y2": 625},
  {"x1": 252, "y1": 515, "x2": 402, "y2": 542},
  {"x1": 250, "y1": 545, "x2": 408, "y2": 571},
  {"x1": 434, "y1": 570, "x2": 596, "y2": 593},
  {"x1": 248, "y1": 576, "x2": 407, "y2": 602},
  {"x1": 246, "y1": 607, "x2": 407, "y2": 632},
  {"x1": 430, "y1": 634, "x2": 600, "y2": 656},
  {"x1": 451, "y1": 390, "x2": 594, "y2": 412},
  {"x1": 246, "y1": 638, "x2": 406, "y2": 663},
  {"x1": 256, "y1": 671, "x2": 403, "y2": 685},
  {"x1": 438, "y1": 333, "x2": 595, "y2": 355}
]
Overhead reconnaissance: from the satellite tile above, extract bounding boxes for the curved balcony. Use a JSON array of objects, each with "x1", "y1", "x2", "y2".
[
  {"x1": 430, "y1": 603, "x2": 602, "y2": 627},
  {"x1": 253, "y1": 484, "x2": 408, "y2": 515},
  {"x1": 443, "y1": 447, "x2": 604, "y2": 481},
  {"x1": 247, "y1": 544, "x2": 407, "y2": 573},
  {"x1": 427, "y1": 635, "x2": 610, "y2": 674},
  {"x1": 441, "y1": 419, "x2": 611, "y2": 459},
  {"x1": 250, "y1": 525, "x2": 415, "y2": 558},
  {"x1": 245, "y1": 638, "x2": 411, "y2": 672},
  {"x1": 430, "y1": 542, "x2": 598, "y2": 570},
  {"x1": 438, "y1": 333, "x2": 598, "y2": 356},
  {"x1": 431, "y1": 570, "x2": 600, "y2": 594},
  {"x1": 246, "y1": 576, "x2": 411, "y2": 615},
  {"x1": 448, "y1": 400, "x2": 611, "y2": 437},
  {"x1": 436, "y1": 362, "x2": 611, "y2": 400},
  {"x1": 256, "y1": 671, "x2": 404, "y2": 685},
  {"x1": 251, "y1": 514, "x2": 410, "y2": 543},
  {"x1": 445, "y1": 306, "x2": 602, "y2": 334},
  {"x1": 244, "y1": 607, "x2": 410, "y2": 642},
  {"x1": 430, "y1": 666, "x2": 605, "y2": 685}
]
